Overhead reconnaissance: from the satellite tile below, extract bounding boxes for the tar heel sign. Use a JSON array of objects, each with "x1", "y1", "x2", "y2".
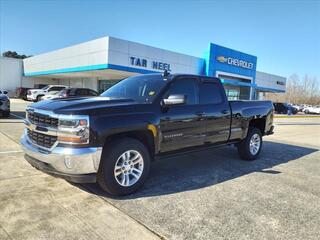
[{"x1": 130, "y1": 57, "x2": 172, "y2": 71}]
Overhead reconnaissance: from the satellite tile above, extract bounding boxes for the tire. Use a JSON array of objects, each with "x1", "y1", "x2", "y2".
[
  {"x1": 36, "y1": 95, "x2": 43, "y2": 102},
  {"x1": 97, "y1": 138, "x2": 151, "y2": 196},
  {"x1": 237, "y1": 127, "x2": 262, "y2": 161}
]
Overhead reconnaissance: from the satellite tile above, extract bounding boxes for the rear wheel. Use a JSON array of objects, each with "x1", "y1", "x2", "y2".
[
  {"x1": 237, "y1": 127, "x2": 262, "y2": 161},
  {"x1": 36, "y1": 95, "x2": 43, "y2": 102},
  {"x1": 97, "y1": 138, "x2": 151, "y2": 196}
]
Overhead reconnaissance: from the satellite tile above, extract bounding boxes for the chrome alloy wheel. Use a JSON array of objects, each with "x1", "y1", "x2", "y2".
[
  {"x1": 114, "y1": 150, "x2": 144, "y2": 187},
  {"x1": 249, "y1": 133, "x2": 261, "y2": 155}
]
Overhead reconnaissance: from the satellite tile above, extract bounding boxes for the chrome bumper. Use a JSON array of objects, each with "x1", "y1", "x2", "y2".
[
  {"x1": 21, "y1": 134, "x2": 102, "y2": 182},
  {"x1": 27, "y1": 95, "x2": 36, "y2": 101}
]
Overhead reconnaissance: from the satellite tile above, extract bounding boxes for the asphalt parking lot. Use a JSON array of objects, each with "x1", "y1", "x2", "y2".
[{"x1": 0, "y1": 99, "x2": 319, "y2": 240}]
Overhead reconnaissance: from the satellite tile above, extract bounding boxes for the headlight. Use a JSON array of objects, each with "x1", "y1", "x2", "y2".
[{"x1": 57, "y1": 116, "x2": 90, "y2": 144}]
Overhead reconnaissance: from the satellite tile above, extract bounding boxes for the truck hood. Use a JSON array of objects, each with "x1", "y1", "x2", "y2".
[{"x1": 29, "y1": 97, "x2": 138, "y2": 115}]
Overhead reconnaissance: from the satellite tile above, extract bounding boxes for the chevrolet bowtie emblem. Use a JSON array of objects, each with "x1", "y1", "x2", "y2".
[{"x1": 216, "y1": 56, "x2": 227, "y2": 63}]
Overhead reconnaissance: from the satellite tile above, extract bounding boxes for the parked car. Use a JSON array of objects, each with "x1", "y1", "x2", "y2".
[
  {"x1": 303, "y1": 105, "x2": 320, "y2": 114},
  {"x1": 16, "y1": 87, "x2": 32, "y2": 100},
  {"x1": 40, "y1": 91, "x2": 62, "y2": 101},
  {"x1": 40, "y1": 88, "x2": 99, "y2": 101},
  {"x1": 21, "y1": 73, "x2": 274, "y2": 196},
  {"x1": 59, "y1": 88, "x2": 99, "y2": 98},
  {"x1": 27, "y1": 85, "x2": 68, "y2": 102},
  {"x1": 273, "y1": 102, "x2": 298, "y2": 114},
  {"x1": 291, "y1": 104, "x2": 303, "y2": 112},
  {"x1": 0, "y1": 90, "x2": 10, "y2": 118}
]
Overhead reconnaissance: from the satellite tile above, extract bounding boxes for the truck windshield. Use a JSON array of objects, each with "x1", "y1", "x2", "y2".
[{"x1": 100, "y1": 74, "x2": 166, "y2": 103}]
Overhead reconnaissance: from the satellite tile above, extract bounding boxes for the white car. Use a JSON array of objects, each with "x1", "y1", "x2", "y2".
[
  {"x1": 27, "y1": 85, "x2": 68, "y2": 102},
  {"x1": 304, "y1": 105, "x2": 320, "y2": 114},
  {"x1": 40, "y1": 90, "x2": 63, "y2": 101}
]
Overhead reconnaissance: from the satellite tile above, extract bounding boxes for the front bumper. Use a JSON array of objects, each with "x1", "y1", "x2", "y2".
[
  {"x1": 27, "y1": 95, "x2": 36, "y2": 101},
  {"x1": 0, "y1": 100, "x2": 10, "y2": 111},
  {"x1": 21, "y1": 135, "x2": 102, "y2": 183}
]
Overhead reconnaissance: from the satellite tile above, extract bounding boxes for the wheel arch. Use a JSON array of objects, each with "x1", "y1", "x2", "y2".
[
  {"x1": 103, "y1": 129, "x2": 156, "y2": 160},
  {"x1": 249, "y1": 117, "x2": 266, "y2": 135}
]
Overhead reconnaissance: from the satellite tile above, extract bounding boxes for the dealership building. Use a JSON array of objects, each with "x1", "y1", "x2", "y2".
[{"x1": 0, "y1": 36, "x2": 286, "y2": 99}]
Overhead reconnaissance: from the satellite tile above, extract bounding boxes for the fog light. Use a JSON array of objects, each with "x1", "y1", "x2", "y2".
[{"x1": 64, "y1": 156, "x2": 73, "y2": 169}]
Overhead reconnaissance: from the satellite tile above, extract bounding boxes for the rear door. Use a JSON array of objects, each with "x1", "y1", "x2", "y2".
[
  {"x1": 198, "y1": 78, "x2": 231, "y2": 144},
  {"x1": 159, "y1": 77, "x2": 206, "y2": 152}
]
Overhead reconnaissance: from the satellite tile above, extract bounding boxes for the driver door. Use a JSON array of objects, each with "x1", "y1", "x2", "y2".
[{"x1": 159, "y1": 77, "x2": 206, "y2": 152}]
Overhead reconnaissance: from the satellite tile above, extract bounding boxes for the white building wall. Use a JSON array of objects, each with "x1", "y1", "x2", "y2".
[
  {"x1": 255, "y1": 71, "x2": 286, "y2": 92},
  {"x1": 107, "y1": 37, "x2": 204, "y2": 74},
  {"x1": 0, "y1": 57, "x2": 23, "y2": 96},
  {"x1": 83, "y1": 77, "x2": 98, "y2": 90},
  {"x1": 21, "y1": 77, "x2": 60, "y2": 88},
  {"x1": 23, "y1": 37, "x2": 109, "y2": 75}
]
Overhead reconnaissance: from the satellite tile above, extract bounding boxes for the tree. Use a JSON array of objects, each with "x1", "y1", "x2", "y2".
[
  {"x1": 2, "y1": 51, "x2": 31, "y2": 59},
  {"x1": 265, "y1": 74, "x2": 320, "y2": 105}
]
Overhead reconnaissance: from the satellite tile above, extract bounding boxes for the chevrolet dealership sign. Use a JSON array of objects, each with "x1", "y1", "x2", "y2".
[{"x1": 216, "y1": 55, "x2": 254, "y2": 70}]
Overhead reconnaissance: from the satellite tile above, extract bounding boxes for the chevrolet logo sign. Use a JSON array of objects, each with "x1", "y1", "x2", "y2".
[
  {"x1": 216, "y1": 56, "x2": 227, "y2": 63},
  {"x1": 216, "y1": 55, "x2": 254, "y2": 70}
]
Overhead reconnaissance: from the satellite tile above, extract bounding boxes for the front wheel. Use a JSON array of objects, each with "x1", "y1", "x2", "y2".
[
  {"x1": 97, "y1": 138, "x2": 151, "y2": 196},
  {"x1": 237, "y1": 127, "x2": 262, "y2": 161}
]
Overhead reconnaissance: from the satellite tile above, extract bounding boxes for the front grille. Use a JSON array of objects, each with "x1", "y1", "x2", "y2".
[
  {"x1": 28, "y1": 112, "x2": 58, "y2": 128},
  {"x1": 27, "y1": 129, "x2": 57, "y2": 149}
]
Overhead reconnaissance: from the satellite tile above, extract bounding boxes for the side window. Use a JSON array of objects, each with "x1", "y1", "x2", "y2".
[
  {"x1": 165, "y1": 78, "x2": 197, "y2": 105},
  {"x1": 68, "y1": 89, "x2": 77, "y2": 96},
  {"x1": 89, "y1": 90, "x2": 98, "y2": 96},
  {"x1": 199, "y1": 82, "x2": 223, "y2": 104},
  {"x1": 50, "y1": 86, "x2": 66, "y2": 91},
  {"x1": 76, "y1": 89, "x2": 88, "y2": 95}
]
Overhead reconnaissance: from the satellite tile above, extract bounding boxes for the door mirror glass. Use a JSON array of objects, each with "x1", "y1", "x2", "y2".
[{"x1": 163, "y1": 94, "x2": 186, "y2": 106}]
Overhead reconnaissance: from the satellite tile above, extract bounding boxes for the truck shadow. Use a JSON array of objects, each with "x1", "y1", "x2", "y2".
[
  {"x1": 80, "y1": 141, "x2": 318, "y2": 199},
  {"x1": 10, "y1": 111, "x2": 26, "y2": 119}
]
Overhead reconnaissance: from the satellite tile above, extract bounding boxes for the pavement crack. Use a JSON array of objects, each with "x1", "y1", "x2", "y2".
[{"x1": 0, "y1": 224, "x2": 14, "y2": 240}]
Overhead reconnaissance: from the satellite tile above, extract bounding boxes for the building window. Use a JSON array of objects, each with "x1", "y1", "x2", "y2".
[
  {"x1": 225, "y1": 89, "x2": 240, "y2": 100},
  {"x1": 98, "y1": 80, "x2": 121, "y2": 93}
]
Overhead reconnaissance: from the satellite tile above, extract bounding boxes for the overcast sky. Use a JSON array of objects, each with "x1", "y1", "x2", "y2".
[{"x1": 0, "y1": 0, "x2": 319, "y2": 80}]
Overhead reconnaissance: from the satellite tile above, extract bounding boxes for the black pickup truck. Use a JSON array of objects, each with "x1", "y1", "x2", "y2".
[{"x1": 21, "y1": 73, "x2": 274, "y2": 196}]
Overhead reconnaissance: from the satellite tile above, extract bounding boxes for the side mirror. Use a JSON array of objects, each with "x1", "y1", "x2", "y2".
[
  {"x1": 3, "y1": 91, "x2": 8, "y2": 95},
  {"x1": 163, "y1": 94, "x2": 186, "y2": 106}
]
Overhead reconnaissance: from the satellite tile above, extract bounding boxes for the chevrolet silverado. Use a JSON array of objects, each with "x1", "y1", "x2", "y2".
[{"x1": 21, "y1": 73, "x2": 274, "y2": 196}]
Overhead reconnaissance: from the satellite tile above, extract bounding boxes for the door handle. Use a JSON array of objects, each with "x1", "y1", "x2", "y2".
[
  {"x1": 195, "y1": 111, "x2": 206, "y2": 117},
  {"x1": 221, "y1": 109, "x2": 229, "y2": 114}
]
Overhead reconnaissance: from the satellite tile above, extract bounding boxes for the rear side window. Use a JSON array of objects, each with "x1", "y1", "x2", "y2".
[
  {"x1": 165, "y1": 78, "x2": 197, "y2": 105},
  {"x1": 199, "y1": 82, "x2": 223, "y2": 104},
  {"x1": 68, "y1": 89, "x2": 77, "y2": 96},
  {"x1": 76, "y1": 89, "x2": 89, "y2": 96},
  {"x1": 50, "y1": 86, "x2": 66, "y2": 91}
]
